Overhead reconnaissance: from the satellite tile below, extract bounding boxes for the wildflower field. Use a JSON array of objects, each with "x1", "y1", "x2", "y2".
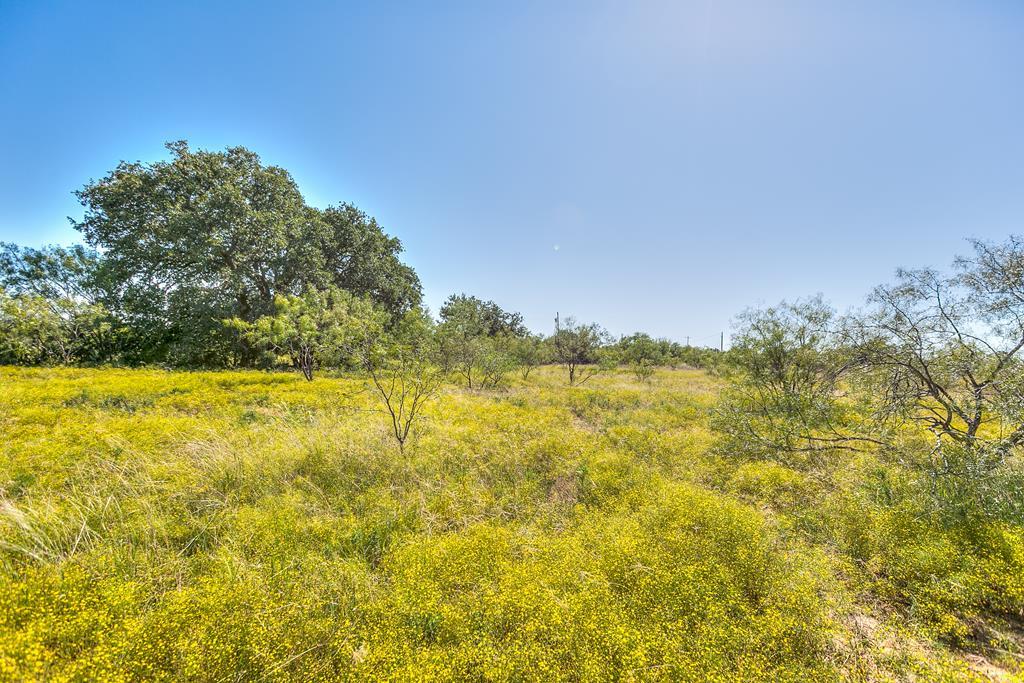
[{"x1": 1, "y1": 366, "x2": 1021, "y2": 681}]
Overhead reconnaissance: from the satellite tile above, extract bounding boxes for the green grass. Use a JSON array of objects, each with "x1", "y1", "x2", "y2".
[{"x1": 0, "y1": 366, "x2": 1020, "y2": 681}]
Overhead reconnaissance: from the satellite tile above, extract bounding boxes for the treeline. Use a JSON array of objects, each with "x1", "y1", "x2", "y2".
[{"x1": 0, "y1": 141, "x2": 717, "y2": 382}]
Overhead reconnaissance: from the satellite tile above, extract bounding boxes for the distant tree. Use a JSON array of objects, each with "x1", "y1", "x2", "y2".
[
  {"x1": 631, "y1": 358, "x2": 656, "y2": 384},
  {"x1": 656, "y1": 339, "x2": 682, "y2": 366},
  {"x1": 438, "y1": 294, "x2": 527, "y2": 338},
  {"x1": 616, "y1": 333, "x2": 665, "y2": 366},
  {"x1": 551, "y1": 317, "x2": 610, "y2": 385},
  {"x1": 0, "y1": 290, "x2": 68, "y2": 365},
  {"x1": 475, "y1": 338, "x2": 519, "y2": 389},
  {"x1": 509, "y1": 334, "x2": 551, "y2": 379},
  {"x1": 671, "y1": 344, "x2": 723, "y2": 372},
  {"x1": 439, "y1": 335, "x2": 517, "y2": 389},
  {"x1": 72, "y1": 141, "x2": 420, "y2": 365},
  {"x1": 0, "y1": 242, "x2": 104, "y2": 304},
  {"x1": 437, "y1": 294, "x2": 526, "y2": 388},
  {"x1": 449, "y1": 336, "x2": 486, "y2": 389},
  {"x1": 433, "y1": 330, "x2": 457, "y2": 374},
  {"x1": 616, "y1": 332, "x2": 664, "y2": 383},
  {"x1": 0, "y1": 289, "x2": 114, "y2": 365},
  {"x1": 226, "y1": 288, "x2": 380, "y2": 381},
  {"x1": 0, "y1": 244, "x2": 120, "y2": 364}
]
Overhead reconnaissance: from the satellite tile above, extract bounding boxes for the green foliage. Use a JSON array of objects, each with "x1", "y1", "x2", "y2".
[
  {"x1": 70, "y1": 141, "x2": 420, "y2": 365},
  {"x1": 319, "y1": 205, "x2": 422, "y2": 321},
  {"x1": 507, "y1": 334, "x2": 551, "y2": 379},
  {"x1": 434, "y1": 294, "x2": 526, "y2": 389},
  {"x1": 616, "y1": 332, "x2": 665, "y2": 366},
  {"x1": 674, "y1": 345, "x2": 728, "y2": 373},
  {"x1": 442, "y1": 336, "x2": 518, "y2": 390},
  {"x1": 470, "y1": 338, "x2": 519, "y2": 390},
  {"x1": 630, "y1": 358, "x2": 656, "y2": 384},
  {"x1": 0, "y1": 289, "x2": 116, "y2": 366},
  {"x1": 0, "y1": 242, "x2": 121, "y2": 365},
  {"x1": 551, "y1": 317, "x2": 611, "y2": 385},
  {"x1": 712, "y1": 297, "x2": 878, "y2": 465},
  {"x1": 226, "y1": 288, "x2": 382, "y2": 380},
  {"x1": 610, "y1": 333, "x2": 723, "y2": 372},
  {"x1": 0, "y1": 242, "x2": 105, "y2": 304},
  {"x1": 438, "y1": 294, "x2": 527, "y2": 339}
]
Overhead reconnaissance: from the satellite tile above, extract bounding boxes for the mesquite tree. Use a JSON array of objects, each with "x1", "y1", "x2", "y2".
[
  {"x1": 359, "y1": 310, "x2": 444, "y2": 452},
  {"x1": 436, "y1": 294, "x2": 525, "y2": 388},
  {"x1": 713, "y1": 297, "x2": 882, "y2": 464},
  {"x1": 851, "y1": 237, "x2": 1024, "y2": 457},
  {"x1": 366, "y1": 351, "x2": 444, "y2": 452},
  {"x1": 551, "y1": 317, "x2": 610, "y2": 385},
  {"x1": 227, "y1": 288, "x2": 373, "y2": 380},
  {"x1": 509, "y1": 334, "x2": 551, "y2": 379},
  {"x1": 717, "y1": 236, "x2": 1024, "y2": 472}
]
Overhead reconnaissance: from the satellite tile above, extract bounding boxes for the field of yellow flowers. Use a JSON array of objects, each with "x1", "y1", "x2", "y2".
[{"x1": 1, "y1": 366, "x2": 1020, "y2": 681}]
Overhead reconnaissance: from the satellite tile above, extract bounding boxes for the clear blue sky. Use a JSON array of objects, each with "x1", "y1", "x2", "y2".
[{"x1": 2, "y1": 1, "x2": 1022, "y2": 344}]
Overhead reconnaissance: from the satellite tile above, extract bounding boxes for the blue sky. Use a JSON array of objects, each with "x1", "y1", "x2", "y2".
[{"x1": 2, "y1": 1, "x2": 1022, "y2": 344}]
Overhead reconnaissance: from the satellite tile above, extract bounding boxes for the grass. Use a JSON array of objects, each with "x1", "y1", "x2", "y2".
[{"x1": 0, "y1": 365, "x2": 1021, "y2": 681}]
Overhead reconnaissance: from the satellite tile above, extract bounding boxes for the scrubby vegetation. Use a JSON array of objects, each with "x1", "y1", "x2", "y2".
[
  {"x1": 2, "y1": 143, "x2": 1023, "y2": 680},
  {"x1": 2, "y1": 365, "x2": 1020, "y2": 680}
]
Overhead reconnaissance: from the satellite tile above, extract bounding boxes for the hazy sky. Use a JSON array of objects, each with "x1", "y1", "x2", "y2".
[{"x1": 2, "y1": 1, "x2": 1022, "y2": 344}]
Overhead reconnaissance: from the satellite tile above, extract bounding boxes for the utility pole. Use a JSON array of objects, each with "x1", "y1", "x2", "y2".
[
  {"x1": 555, "y1": 312, "x2": 560, "y2": 333},
  {"x1": 685, "y1": 335, "x2": 690, "y2": 347},
  {"x1": 720, "y1": 332, "x2": 724, "y2": 352}
]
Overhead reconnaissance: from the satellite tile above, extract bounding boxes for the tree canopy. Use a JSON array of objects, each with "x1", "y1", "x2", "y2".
[
  {"x1": 438, "y1": 294, "x2": 527, "y2": 338},
  {"x1": 71, "y1": 141, "x2": 420, "y2": 364}
]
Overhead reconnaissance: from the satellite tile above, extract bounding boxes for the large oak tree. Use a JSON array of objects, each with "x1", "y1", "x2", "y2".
[{"x1": 72, "y1": 141, "x2": 420, "y2": 364}]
